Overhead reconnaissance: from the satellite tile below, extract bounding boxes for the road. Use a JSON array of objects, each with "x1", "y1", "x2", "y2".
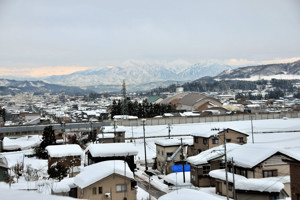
[{"x1": 136, "y1": 176, "x2": 166, "y2": 199}]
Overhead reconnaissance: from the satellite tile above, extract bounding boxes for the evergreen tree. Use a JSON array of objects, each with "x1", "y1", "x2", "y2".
[
  {"x1": 0, "y1": 106, "x2": 5, "y2": 122},
  {"x1": 36, "y1": 126, "x2": 56, "y2": 159},
  {"x1": 48, "y1": 162, "x2": 68, "y2": 181}
]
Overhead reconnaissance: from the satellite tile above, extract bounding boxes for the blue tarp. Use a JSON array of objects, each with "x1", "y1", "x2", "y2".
[{"x1": 171, "y1": 165, "x2": 190, "y2": 172}]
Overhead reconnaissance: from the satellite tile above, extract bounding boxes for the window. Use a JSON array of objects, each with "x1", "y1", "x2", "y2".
[
  {"x1": 202, "y1": 165, "x2": 210, "y2": 175},
  {"x1": 195, "y1": 137, "x2": 198, "y2": 143},
  {"x1": 161, "y1": 151, "x2": 164, "y2": 156},
  {"x1": 98, "y1": 187, "x2": 102, "y2": 194},
  {"x1": 263, "y1": 170, "x2": 278, "y2": 178},
  {"x1": 228, "y1": 183, "x2": 233, "y2": 191},
  {"x1": 212, "y1": 138, "x2": 219, "y2": 144},
  {"x1": 203, "y1": 139, "x2": 207, "y2": 145},
  {"x1": 157, "y1": 150, "x2": 160, "y2": 155},
  {"x1": 237, "y1": 137, "x2": 244, "y2": 143},
  {"x1": 240, "y1": 169, "x2": 247, "y2": 177},
  {"x1": 166, "y1": 152, "x2": 173, "y2": 157},
  {"x1": 92, "y1": 187, "x2": 96, "y2": 195},
  {"x1": 219, "y1": 162, "x2": 225, "y2": 169},
  {"x1": 118, "y1": 133, "x2": 123, "y2": 137},
  {"x1": 116, "y1": 184, "x2": 127, "y2": 192},
  {"x1": 191, "y1": 174, "x2": 196, "y2": 181},
  {"x1": 226, "y1": 139, "x2": 231, "y2": 142}
]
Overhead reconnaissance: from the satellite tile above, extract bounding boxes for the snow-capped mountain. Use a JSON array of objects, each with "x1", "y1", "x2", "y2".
[
  {"x1": 43, "y1": 62, "x2": 234, "y2": 91},
  {"x1": 215, "y1": 60, "x2": 300, "y2": 80}
]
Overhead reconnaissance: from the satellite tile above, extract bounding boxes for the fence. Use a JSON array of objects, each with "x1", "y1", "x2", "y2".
[{"x1": 112, "y1": 111, "x2": 300, "y2": 126}]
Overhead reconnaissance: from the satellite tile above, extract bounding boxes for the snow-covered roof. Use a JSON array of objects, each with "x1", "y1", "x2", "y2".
[
  {"x1": 158, "y1": 188, "x2": 223, "y2": 200},
  {"x1": 163, "y1": 172, "x2": 191, "y2": 186},
  {"x1": 86, "y1": 143, "x2": 138, "y2": 157},
  {"x1": 209, "y1": 169, "x2": 284, "y2": 193},
  {"x1": 187, "y1": 143, "x2": 241, "y2": 165},
  {"x1": 155, "y1": 138, "x2": 193, "y2": 147},
  {"x1": 97, "y1": 133, "x2": 115, "y2": 139},
  {"x1": 46, "y1": 144, "x2": 83, "y2": 157},
  {"x1": 192, "y1": 128, "x2": 248, "y2": 138},
  {"x1": 113, "y1": 115, "x2": 138, "y2": 119},
  {"x1": 3, "y1": 135, "x2": 42, "y2": 151},
  {"x1": 74, "y1": 160, "x2": 134, "y2": 188},
  {"x1": 227, "y1": 144, "x2": 300, "y2": 168},
  {"x1": 103, "y1": 126, "x2": 126, "y2": 133}
]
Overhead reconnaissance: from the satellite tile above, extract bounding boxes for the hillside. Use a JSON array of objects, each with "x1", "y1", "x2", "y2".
[{"x1": 0, "y1": 79, "x2": 88, "y2": 96}]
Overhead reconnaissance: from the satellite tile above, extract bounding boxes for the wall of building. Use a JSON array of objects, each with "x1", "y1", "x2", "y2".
[
  {"x1": 77, "y1": 174, "x2": 136, "y2": 200},
  {"x1": 290, "y1": 163, "x2": 300, "y2": 200},
  {"x1": 115, "y1": 112, "x2": 300, "y2": 127},
  {"x1": 156, "y1": 145, "x2": 187, "y2": 174}
]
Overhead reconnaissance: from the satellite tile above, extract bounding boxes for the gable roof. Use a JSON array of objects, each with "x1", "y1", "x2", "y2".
[
  {"x1": 74, "y1": 160, "x2": 134, "y2": 188},
  {"x1": 46, "y1": 144, "x2": 83, "y2": 157},
  {"x1": 209, "y1": 169, "x2": 284, "y2": 193},
  {"x1": 86, "y1": 143, "x2": 138, "y2": 157},
  {"x1": 155, "y1": 138, "x2": 193, "y2": 147},
  {"x1": 192, "y1": 128, "x2": 248, "y2": 138},
  {"x1": 227, "y1": 144, "x2": 300, "y2": 168},
  {"x1": 187, "y1": 143, "x2": 240, "y2": 166}
]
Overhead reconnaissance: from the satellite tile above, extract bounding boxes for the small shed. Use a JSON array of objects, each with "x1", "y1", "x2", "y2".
[{"x1": 85, "y1": 143, "x2": 138, "y2": 172}]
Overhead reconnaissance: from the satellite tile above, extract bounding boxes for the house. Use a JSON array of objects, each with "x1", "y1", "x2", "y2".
[
  {"x1": 96, "y1": 133, "x2": 115, "y2": 143},
  {"x1": 160, "y1": 92, "x2": 223, "y2": 112},
  {"x1": 227, "y1": 145, "x2": 300, "y2": 180},
  {"x1": 283, "y1": 159, "x2": 300, "y2": 200},
  {"x1": 102, "y1": 126, "x2": 126, "y2": 143},
  {"x1": 74, "y1": 160, "x2": 137, "y2": 200},
  {"x1": 191, "y1": 128, "x2": 248, "y2": 155},
  {"x1": 85, "y1": 143, "x2": 138, "y2": 172},
  {"x1": 187, "y1": 143, "x2": 240, "y2": 187},
  {"x1": 155, "y1": 138, "x2": 192, "y2": 174},
  {"x1": 210, "y1": 144, "x2": 300, "y2": 198},
  {"x1": 46, "y1": 144, "x2": 83, "y2": 176},
  {"x1": 0, "y1": 155, "x2": 9, "y2": 182},
  {"x1": 209, "y1": 169, "x2": 288, "y2": 200}
]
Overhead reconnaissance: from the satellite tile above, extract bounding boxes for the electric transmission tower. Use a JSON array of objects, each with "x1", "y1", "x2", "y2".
[{"x1": 121, "y1": 80, "x2": 128, "y2": 116}]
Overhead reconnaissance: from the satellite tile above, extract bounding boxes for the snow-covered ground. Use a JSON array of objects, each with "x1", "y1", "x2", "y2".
[
  {"x1": 121, "y1": 118, "x2": 300, "y2": 162},
  {"x1": 1, "y1": 118, "x2": 300, "y2": 199}
]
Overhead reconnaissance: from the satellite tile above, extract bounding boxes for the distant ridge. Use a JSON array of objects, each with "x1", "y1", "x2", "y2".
[
  {"x1": 215, "y1": 60, "x2": 300, "y2": 81},
  {"x1": 0, "y1": 79, "x2": 88, "y2": 95}
]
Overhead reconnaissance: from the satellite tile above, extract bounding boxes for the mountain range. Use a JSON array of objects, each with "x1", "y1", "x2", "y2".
[
  {"x1": 0, "y1": 79, "x2": 88, "y2": 96},
  {"x1": 43, "y1": 62, "x2": 234, "y2": 92},
  {"x1": 0, "y1": 60, "x2": 300, "y2": 94},
  {"x1": 215, "y1": 60, "x2": 300, "y2": 80}
]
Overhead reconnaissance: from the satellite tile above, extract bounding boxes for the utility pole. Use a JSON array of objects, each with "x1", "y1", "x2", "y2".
[
  {"x1": 223, "y1": 129, "x2": 229, "y2": 200},
  {"x1": 212, "y1": 128, "x2": 229, "y2": 200},
  {"x1": 180, "y1": 138, "x2": 186, "y2": 183},
  {"x1": 251, "y1": 116, "x2": 254, "y2": 144},
  {"x1": 113, "y1": 119, "x2": 117, "y2": 142},
  {"x1": 167, "y1": 123, "x2": 172, "y2": 139},
  {"x1": 232, "y1": 158, "x2": 236, "y2": 200},
  {"x1": 142, "y1": 119, "x2": 148, "y2": 170}
]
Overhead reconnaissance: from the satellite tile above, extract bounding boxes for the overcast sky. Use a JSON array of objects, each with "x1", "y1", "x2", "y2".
[{"x1": 0, "y1": 0, "x2": 300, "y2": 77}]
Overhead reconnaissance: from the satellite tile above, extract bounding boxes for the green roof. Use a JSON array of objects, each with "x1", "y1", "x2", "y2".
[{"x1": 147, "y1": 96, "x2": 161, "y2": 103}]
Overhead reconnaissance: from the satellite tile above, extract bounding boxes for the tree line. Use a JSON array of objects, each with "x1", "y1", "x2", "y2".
[{"x1": 110, "y1": 99, "x2": 176, "y2": 119}]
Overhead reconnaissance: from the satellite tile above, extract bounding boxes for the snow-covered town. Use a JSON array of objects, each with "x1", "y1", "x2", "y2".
[
  {"x1": 1, "y1": 1, "x2": 300, "y2": 200},
  {"x1": 0, "y1": 116, "x2": 300, "y2": 200}
]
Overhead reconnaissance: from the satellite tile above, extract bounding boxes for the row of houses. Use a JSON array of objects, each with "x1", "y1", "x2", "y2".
[{"x1": 153, "y1": 128, "x2": 300, "y2": 200}]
